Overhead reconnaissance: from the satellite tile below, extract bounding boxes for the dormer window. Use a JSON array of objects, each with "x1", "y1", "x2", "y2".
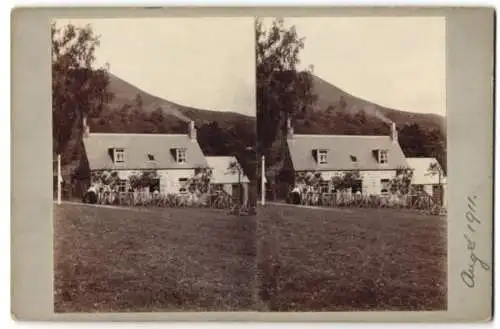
[
  {"x1": 378, "y1": 150, "x2": 388, "y2": 164},
  {"x1": 147, "y1": 154, "x2": 155, "y2": 161},
  {"x1": 176, "y1": 148, "x2": 187, "y2": 164},
  {"x1": 350, "y1": 155, "x2": 357, "y2": 162},
  {"x1": 113, "y1": 148, "x2": 125, "y2": 164},
  {"x1": 312, "y1": 149, "x2": 329, "y2": 164},
  {"x1": 318, "y1": 149, "x2": 328, "y2": 164}
]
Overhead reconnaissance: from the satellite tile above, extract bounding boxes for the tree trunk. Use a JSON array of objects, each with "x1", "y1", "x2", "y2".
[{"x1": 279, "y1": 113, "x2": 288, "y2": 163}]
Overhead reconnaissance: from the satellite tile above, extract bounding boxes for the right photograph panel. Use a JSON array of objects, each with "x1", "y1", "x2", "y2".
[{"x1": 255, "y1": 16, "x2": 447, "y2": 312}]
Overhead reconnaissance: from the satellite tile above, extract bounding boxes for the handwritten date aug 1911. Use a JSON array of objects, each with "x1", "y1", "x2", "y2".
[{"x1": 460, "y1": 195, "x2": 491, "y2": 288}]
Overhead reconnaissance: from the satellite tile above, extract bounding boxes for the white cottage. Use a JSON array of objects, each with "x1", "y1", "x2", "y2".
[
  {"x1": 205, "y1": 156, "x2": 250, "y2": 204},
  {"x1": 283, "y1": 118, "x2": 410, "y2": 195},
  {"x1": 82, "y1": 120, "x2": 208, "y2": 195},
  {"x1": 406, "y1": 157, "x2": 446, "y2": 207}
]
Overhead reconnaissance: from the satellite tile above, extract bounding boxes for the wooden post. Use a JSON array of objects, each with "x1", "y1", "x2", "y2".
[
  {"x1": 57, "y1": 154, "x2": 62, "y2": 205},
  {"x1": 261, "y1": 155, "x2": 265, "y2": 206},
  {"x1": 238, "y1": 170, "x2": 243, "y2": 206}
]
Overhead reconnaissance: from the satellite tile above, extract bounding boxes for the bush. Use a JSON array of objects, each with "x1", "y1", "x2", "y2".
[{"x1": 83, "y1": 190, "x2": 97, "y2": 204}]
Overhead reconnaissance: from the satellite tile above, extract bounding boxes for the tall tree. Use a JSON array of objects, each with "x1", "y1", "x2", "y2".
[
  {"x1": 398, "y1": 123, "x2": 428, "y2": 157},
  {"x1": 52, "y1": 23, "x2": 114, "y2": 155},
  {"x1": 255, "y1": 18, "x2": 317, "y2": 158}
]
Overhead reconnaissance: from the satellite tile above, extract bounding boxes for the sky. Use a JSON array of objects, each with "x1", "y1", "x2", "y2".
[
  {"x1": 54, "y1": 18, "x2": 257, "y2": 117},
  {"x1": 278, "y1": 17, "x2": 446, "y2": 116},
  {"x1": 55, "y1": 17, "x2": 446, "y2": 118}
]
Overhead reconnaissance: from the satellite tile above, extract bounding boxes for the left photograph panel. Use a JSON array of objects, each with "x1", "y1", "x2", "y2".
[{"x1": 52, "y1": 17, "x2": 258, "y2": 312}]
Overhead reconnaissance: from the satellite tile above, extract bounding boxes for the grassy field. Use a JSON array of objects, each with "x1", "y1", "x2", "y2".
[
  {"x1": 256, "y1": 204, "x2": 447, "y2": 311},
  {"x1": 54, "y1": 203, "x2": 257, "y2": 312},
  {"x1": 54, "y1": 202, "x2": 446, "y2": 312}
]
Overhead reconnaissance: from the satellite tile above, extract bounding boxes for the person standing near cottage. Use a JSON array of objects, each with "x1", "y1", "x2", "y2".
[
  {"x1": 290, "y1": 185, "x2": 301, "y2": 204},
  {"x1": 83, "y1": 183, "x2": 98, "y2": 204}
]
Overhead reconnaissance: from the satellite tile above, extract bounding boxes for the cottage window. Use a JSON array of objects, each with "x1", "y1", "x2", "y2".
[
  {"x1": 319, "y1": 181, "x2": 330, "y2": 193},
  {"x1": 318, "y1": 149, "x2": 328, "y2": 164},
  {"x1": 149, "y1": 178, "x2": 160, "y2": 193},
  {"x1": 378, "y1": 150, "x2": 388, "y2": 164},
  {"x1": 352, "y1": 180, "x2": 363, "y2": 194},
  {"x1": 380, "y1": 179, "x2": 390, "y2": 194},
  {"x1": 114, "y1": 148, "x2": 125, "y2": 163},
  {"x1": 176, "y1": 149, "x2": 187, "y2": 164},
  {"x1": 178, "y1": 178, "x2": 189, "y2": 194},
  {"x1": 118, "y1": 179, "x2": 128, "y2": 192},
  {"x1": 213, "y1": 184, "x2": 224, "y2": 192}
]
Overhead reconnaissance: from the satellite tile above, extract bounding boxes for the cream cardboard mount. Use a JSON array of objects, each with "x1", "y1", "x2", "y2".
[{"x1": 10, "y1": 6, "x2": 494, "y2": 322}]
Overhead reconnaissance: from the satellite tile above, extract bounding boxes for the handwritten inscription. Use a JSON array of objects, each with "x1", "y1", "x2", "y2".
[{"x1": 460, "y1": 195, "x2": 491, "y2": 288}]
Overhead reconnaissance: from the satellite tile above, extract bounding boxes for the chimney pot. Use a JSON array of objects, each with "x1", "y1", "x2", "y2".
[
  {"x1": 82, "y1": 114, "x2": 90, "y2": 138},
  {"x1": 189, "y1": 120, "x2": 197, "y2": 141},
  {"x1": 287, "y1": 117, "x2": 294, "y2": 140},
  {"x1": 391, "y1": 122, "x2": 398, "y2": 142}
]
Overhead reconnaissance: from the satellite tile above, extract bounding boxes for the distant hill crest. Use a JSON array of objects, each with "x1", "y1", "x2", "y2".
[
  {"x1": 309, "y1": 74, "x2": 445, "y2": 131},
  {"x1": 106, "y1": 72, "x2": 444, "y2": 132}
]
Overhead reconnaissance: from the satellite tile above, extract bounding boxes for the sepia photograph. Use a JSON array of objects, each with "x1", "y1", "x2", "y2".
[
  {"x1": 52, "y1": 15, "x2": 449, "y2": 314},
  {"x1": 255, "y1": 17, "x2": 447, "y2": 311},
  {"x1": 11, "y1": 6, "x2": 494, "y2": 322},
  {"x1": 52, "y1": 17, "x2": 259, "y2": 312}
]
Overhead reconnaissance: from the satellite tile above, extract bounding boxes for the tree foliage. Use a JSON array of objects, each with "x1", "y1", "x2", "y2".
[
  {"x1": 390, "y1": 168, "x2": 414, "y2": 195},
  {"x1": 398, "y1": 123, "x2": 446, "y2": 173},
  {"x1": 129, "y1": 170, "x2": 158, "y2": 190},
  {"x1": 256, "y1": 18, "x2": 317, "y2": 156},
  {"x1": 228, "y1": 160, "x2": 244, "y2": 183},
  {"x1": 90, "y1": 170, "x2": 119, "y2": 188},
  {"x1": 52, "y1": 23, "x2": 114, "y2": 155},
  {"x1": 426, "y1": 161, "x2": 444, "y2": 184},
  {"x1": 190, "y1": 167, "x2": 213, "y2": 194},
  {"x1": 331, "y1": 171, "x2": 362, "y2": 192},
  {"x1": 295, "y1": 171, "x2": 323, "y2": 189}
]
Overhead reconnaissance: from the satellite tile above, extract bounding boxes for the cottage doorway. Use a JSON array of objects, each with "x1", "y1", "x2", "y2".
[
  {"x1": 149, "y1": 178, "x2": 160, "y2": 193},
  {"x1": 432, "y1": 184, "x2": 443, "y2": 205},
  {"x1": 232, "y1": 183, "x2": 242, "y2": 205},
  {"x1": 352, "y1": 179, "x2": 363, "y2": 194}
]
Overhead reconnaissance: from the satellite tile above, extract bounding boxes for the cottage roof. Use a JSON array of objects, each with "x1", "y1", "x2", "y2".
[
  {"x1": 83, "y1": 133, "x2": 208, "y2": 170},
  {"x1": 287, "y1": 134, "x2": 409, "y2": 171},
  {"x1": 205, "y1": 156, "x2": 250, "y2": 184},
  {"x1": 406, "y1": 157, "x2": 445, "y2": 185}
]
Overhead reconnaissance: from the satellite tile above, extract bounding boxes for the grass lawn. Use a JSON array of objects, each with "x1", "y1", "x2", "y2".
[
  {"x1": 54, "y1": 203, "x2": 257, "y2": 312},
  {"x1": 256, "y1": 204, "x2": 447, "y2": 312},
  {"x1": 54, "y1": 202, "x2": 447, "y2": 312}
]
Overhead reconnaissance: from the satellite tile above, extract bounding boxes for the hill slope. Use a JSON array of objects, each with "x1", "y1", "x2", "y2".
[
  {"x1": 104, "y1": 73, "x2": 446, "y2": 171},
  {"x1": 106, "y1": 73, "x2": 255, "y2": 127},
  {"x1": 265, "y1": 74, "x2": 446, "y2": 171},
  {"x1": 58, "y1": 73, "x2": 446, "y2": 186},
  {"x1": 62, "y1": 74, "x2": 258, "y2": 184},
  {"x1": 310, "y1": 74, "x2": 445, "y2": 132},
  {"x1": 105, "y1": 72, "x2": 444, "y2": 137}
]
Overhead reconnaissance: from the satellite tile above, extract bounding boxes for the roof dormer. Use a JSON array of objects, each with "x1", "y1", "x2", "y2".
[
  {"x1": 312, "y1": 148, "x2": 328, "y2": 165},
  {"x1": 109, "y1": 147, "x2": 126, "y2": 164},
  {"x1": 372, "y1": 149, "x2": 388, "y2": 164},
  {"x1": 170, "y1": 147, "x2": 187, "y2": 164}
]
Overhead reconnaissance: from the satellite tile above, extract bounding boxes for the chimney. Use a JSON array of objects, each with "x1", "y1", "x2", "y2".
[
  {"x1": 286, "y1": 117, "x2": 294, "y2": 140},
  {"x1": 82, "y1": 114, "x2": 90, "y2": 138},
  {"x1": 390, "y1": 122, "x2": 398, "y2": 143},
  {"x1": 188, "y1": 120, "x2": 197, "y2": 141}
]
